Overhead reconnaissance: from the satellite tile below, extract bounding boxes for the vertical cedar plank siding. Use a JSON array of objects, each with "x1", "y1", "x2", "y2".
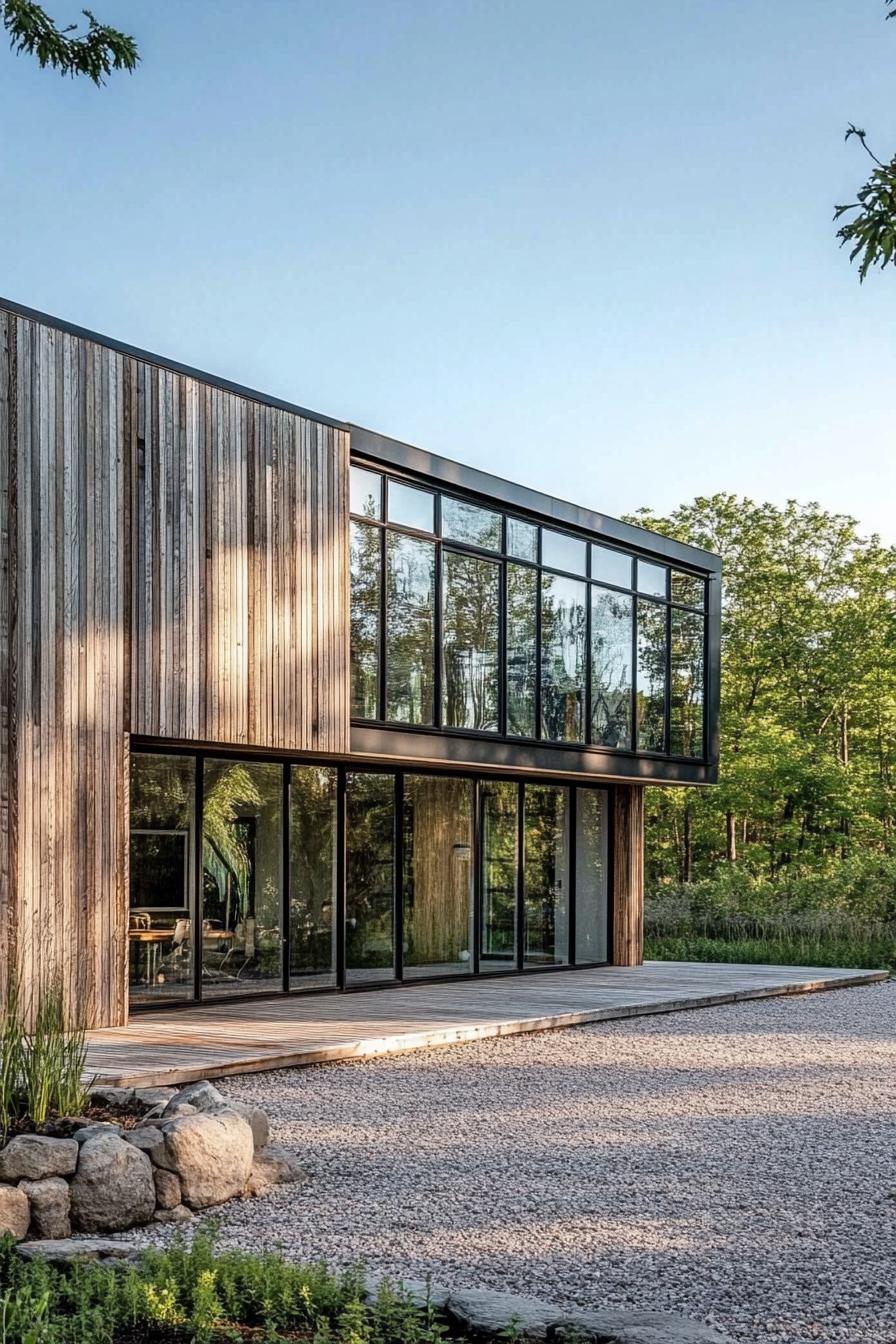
[
  {"x1": 0, "y1": 308, "x2": 350, "y2": 1026},
  {"x1": 0, "y1": 312, "x2": 130, "y2": 1025},
  {"x1": 130, "y1": 364, "x2": 350, "y2": 750},
  {"x1": 613, "y1": 784, "x2": 645, "y2": 965}
]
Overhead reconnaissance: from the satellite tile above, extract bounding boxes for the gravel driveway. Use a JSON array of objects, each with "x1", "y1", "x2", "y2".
[{"x1": 152, "y1": 980, "x2": 896, "y2": 1344}]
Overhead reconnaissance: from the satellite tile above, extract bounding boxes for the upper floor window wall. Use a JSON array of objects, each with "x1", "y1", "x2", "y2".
[{"x1": 349, "y1": 463, "x2": 710, "y2": 760}]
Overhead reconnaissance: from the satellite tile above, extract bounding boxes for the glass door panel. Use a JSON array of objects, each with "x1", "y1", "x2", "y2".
[
  {"x1": 289, "y1": 766, "x2": 338, "y2": 989},
  {"x1": 523, "y1": 784, "x2": 570, "y2": 965},
  {"x1": 403, "y1": 775, "x2": 474, "y2": 978},
  {"x1": 346, "y1": 771, "x2": 396, "y2": 983},
  {"x1": 480, "y1": 782, "x2": 518, "y2": 970},
  {"x1": 201, "y1": 760, "x2": 284, "y2": 997}
]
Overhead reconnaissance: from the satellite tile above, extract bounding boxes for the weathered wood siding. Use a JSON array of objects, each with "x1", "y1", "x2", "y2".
[
  {"x1": 0, "y1": 304, "x2": 351, "y2": 1027},
  {"x1": 612, "y1": 784, "x2": 644, "y2": 966},
  {"x1": 0, "y1": 311, "x2": 130, "y2": 1025},
  {"x1": 130, "y1": 367, "x2": 350, "y2": 751}
]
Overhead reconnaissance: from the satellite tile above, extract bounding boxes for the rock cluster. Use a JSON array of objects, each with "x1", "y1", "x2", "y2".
[{"x1": 0, "y1": 1080, "x2": 302, "y2": 1241}]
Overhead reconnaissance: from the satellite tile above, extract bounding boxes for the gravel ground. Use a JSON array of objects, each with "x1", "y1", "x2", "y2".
[{"x1": 136, "y1": 980, "x2": 896, "y2": 1344}]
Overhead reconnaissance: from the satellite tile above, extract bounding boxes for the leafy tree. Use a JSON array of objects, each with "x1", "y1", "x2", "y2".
[
  {"x1": 834, "y1": 3, "x2": 896, "y2": 278},
  {"x1": 2, "y1": 0, "x2": 138, "y2": 83},
  {"x1": 629, "y1": 496, "x2": 896, "y2": 896}
]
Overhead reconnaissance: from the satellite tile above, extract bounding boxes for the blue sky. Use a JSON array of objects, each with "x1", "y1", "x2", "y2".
[{"x1": 2, "y1": 1, "x2": 894, "y2": 538}]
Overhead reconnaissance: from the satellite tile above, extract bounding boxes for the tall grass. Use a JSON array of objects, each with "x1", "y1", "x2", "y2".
[
  {"x1": 645, "y1": 898, "x2": 895, "y2": 971},
  {"x1": 0, "y1": 980, "x2": 91, "y2": 1137}
]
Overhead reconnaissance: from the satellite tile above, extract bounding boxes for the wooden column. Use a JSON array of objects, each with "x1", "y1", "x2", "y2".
[{"x1": 612, "y1": 784, "x2": 644, "y2": 966}]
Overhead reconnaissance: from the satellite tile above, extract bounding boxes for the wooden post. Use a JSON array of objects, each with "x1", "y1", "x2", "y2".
[{"x1": 613, "y1": 784, "x2": 644, "y2": 966}]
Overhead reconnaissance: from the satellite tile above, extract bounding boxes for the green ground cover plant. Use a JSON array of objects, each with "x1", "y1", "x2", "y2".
[{"x1": 0, "y1": 1229, "x2": 455, "y2": 1344}]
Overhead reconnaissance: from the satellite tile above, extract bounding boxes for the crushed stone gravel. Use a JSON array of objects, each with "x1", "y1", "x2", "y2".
[{"x1": 130, "y1": 980, "x2": 896, "y2": 1344}]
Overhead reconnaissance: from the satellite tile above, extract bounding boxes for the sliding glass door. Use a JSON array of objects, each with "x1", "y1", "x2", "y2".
[
  {"x1": 480, "y1": 782, "x2": 519, "y2": 970},
  {"x1": 345, "y1": 771, "x2": 396, "y2": 984}
]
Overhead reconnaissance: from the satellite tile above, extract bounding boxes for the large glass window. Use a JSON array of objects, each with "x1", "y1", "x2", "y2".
[
  {"x1": 201, "y1": 759, "x2": 283, "y2": 998},
  {"x1": 347, "y1": 462, "x2": 714, "y2": 762},
  {"x1": 636, "y1": 599, "x2": 667, "y2": 752},
  {"x1": 506, "y1": 563, "x2": 537, "y2": 737},
  {"x1": 290, "y1": 766, "x2": 337, "y2": 988},
  {"x1": 385, "y1": 532, "x2": 435, "y2": 724},
  {"x1": 670, "y1": 607, "x2": 705, "y2": 757},
  {"x1": 346, "y1": 772, "x2": 395, "y2": 983},
  {"x1": 541, "y1": 574, "x2": 587, "y2": 742},
  {"x1": 403, "y1": 776, "x2": 473, "y2": 978},
  {"x1": 129, "y1": 754, "x2": 196, "y2": 1005},
  {"x1": 591, "y1": 587, "x2": 633, "y2": 749},
  {"x1": 350, "y1": 521, "x2": 381, "y2": 719},
  {"x1": 575, "y1": 789, "x2": 608, "y2": 963},
  {"x1": 442, "y1": 552, "x2": 500, "y2": 731},
  {"x1": 480, "y1": 782, "x2": 518, "y2": 969},
  {"x1": 441, "y1": 497, "x2": 501, "y2": 550},
  {"x1": 524, "y1": 784, "x2": 569, "y2": 966}
]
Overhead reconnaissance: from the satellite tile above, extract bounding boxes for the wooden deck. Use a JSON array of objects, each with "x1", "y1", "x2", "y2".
[{"x1": 84, "y1": 961, "x2": 888, "y2": 1088}]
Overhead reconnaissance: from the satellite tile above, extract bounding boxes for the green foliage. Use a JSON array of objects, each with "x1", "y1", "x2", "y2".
[
  {"x1": 0, "y1": 1229, "x2": 462, "y2": 1344},
  {"x1": 0, "y1": 980, "x2": 91, "y2": 1138},
  {"x1": 1, "y1": 0, "x2": 138, "y2": 83},
  {"x1": 834, "y1": 3, "x2": 896, "y2": 279},
  {"x1": 835, "y1": 126, "x2": 896, "y2": 281}
]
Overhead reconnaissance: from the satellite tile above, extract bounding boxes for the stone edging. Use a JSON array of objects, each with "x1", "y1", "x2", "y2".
[{"x1": 0, "y1": 1081, "x2": 302, "y2": 1240}]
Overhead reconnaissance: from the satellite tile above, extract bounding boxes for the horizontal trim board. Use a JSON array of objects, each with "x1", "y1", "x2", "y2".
[{"x1": 351, "y1": 426, "x2": 722, "y2": 573}]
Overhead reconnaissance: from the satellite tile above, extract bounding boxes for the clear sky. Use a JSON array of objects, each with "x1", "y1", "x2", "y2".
[{"x1": 2, "y1": 1, "x2": 894, "y2": 539}]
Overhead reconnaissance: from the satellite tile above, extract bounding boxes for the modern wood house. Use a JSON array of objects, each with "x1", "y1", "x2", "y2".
[{"x1": 0, "y1": 297, "x2": 721, "y2": 1029}]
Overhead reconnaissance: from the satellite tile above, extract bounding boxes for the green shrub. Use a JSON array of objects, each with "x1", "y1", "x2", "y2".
[
  {"x1": 0, "y1": 1229, "x2": 460, "y2": 1344},
  {"x1": 0, "y1": 980, "x2": 91, "y2": 1138}
]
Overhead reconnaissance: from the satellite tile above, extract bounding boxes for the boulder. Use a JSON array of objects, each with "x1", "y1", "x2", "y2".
[
  {"x1": 73, "y1": 1122, "x2": 123, "y2": 1144},
  {"x1": 553, "y1": 1312, "x2": 733, "y2": 1343},
  {"x1": 162, "y1": 1081, "x2": 226, "y2": 1116},
  {"x1": 230, "y1": 1101, "x2": 270, "y2": 1151},
  {"x1": 153, "y1": 1167, "x2": 182, "y2": 1210},
  {"x1": 16, "y1": 1237, "x2": 140, "y2": 1266},
  {"x1": 134, "y1": 1087, "x2": 177, "y2": 1109},
  {"x1": 447, "y1": 1289, "x2": 558, "y2": 1341},
  {"x1": 155, "y1": 1108, "x2": 254, "y2": 1209},
  {"x1": 0, "y1": 1134, "x2": 79, "y2": 1181},
  {"x1": 90, "y1": 1086, "x2": 134, "y2": 1108},
  {"x1": 69, "y1": 1133, "x2": 156, "y2": 1232},
  {"x1": 153, "y1": 1204, "x2": 194, "y2": 1224},
  {"x1": 125, "y1": 1125, "x2": 164, "y2": 1154},
  {"x1": 245, "y1": 1145, "x2": 307, "y2": 1197},
  {"x1": 18, "y1": 1177, "x2": 71, "y2": 1239},
  {"x1": 0, "y1": 1184, "x2": 30, "y2": 1240}
]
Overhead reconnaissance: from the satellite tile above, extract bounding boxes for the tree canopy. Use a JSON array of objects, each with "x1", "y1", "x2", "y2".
[
  {"x1": 629, "y1": 496, "x2": 896, "y2": 896},
  {"x1": 2, "y1": 0, "x2": 138, "y2": 83}
]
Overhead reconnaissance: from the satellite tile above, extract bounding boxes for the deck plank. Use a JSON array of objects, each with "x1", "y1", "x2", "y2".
[{"x1": 85, "y1": 961, "x2": 888, "y2": 1088}]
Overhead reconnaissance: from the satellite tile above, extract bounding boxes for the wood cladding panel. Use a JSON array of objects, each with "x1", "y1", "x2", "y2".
[
  {"x1": 131, "y1": 367, "x2": 350, "y2": 753},
  {"x1": 0, "y1": 313, "x2": 130, "y2": 1026},
  {"x1": 612, "y1": 784, "x2": 644, "y2": 966}
]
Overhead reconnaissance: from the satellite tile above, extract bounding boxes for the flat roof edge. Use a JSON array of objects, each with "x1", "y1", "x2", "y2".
[{"x1": 350, "y1": 424, "x2": 723, "y2": 573}]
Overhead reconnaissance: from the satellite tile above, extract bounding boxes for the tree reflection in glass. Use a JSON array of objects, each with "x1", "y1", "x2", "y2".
[
  {"x1": 670, "y1": 607, "x2": 704, "y2": 757},
  {"x1": 442, "y1": 552, "x2": 499, "y2": 731},
  {"x1": 591, "y1": 587, "x2": 633, "y2": 749},
  {"x1": 385, "y1": 533, "x2": 435, "y2": 724},
  {"x1": 523, "y1": 784, "x2": 569, "y2": 965},
  {"x1": 350, "y1": 521, "x2": 381, "y2": 719},
  {"x1": 480, "y1": 782, "x2": 518, "y2": 967},
  {"x1": 403, "y1": 776, "x2": 473, "y2": 977},
  {"x1": 289, "y1": 766, "x2": 337, "y2": 988},
  {"x1": 636, "y1": 599, "x2": 667, "y2": 751},
  {"x1": 346, "y1": 772, "x2": 395, "y2": 983},
  {"x1": 506, "y1": 563, "x2": 537, "y2": 737},
  {"x1": 541, "y1": 573, "x2": 587, "y2": 741}
]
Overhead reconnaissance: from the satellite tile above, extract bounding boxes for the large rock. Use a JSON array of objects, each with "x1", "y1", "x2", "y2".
[
  {"x1": 245, "y1": 1145, "x2": 307, "y2": 1197},
  {"x1": 16, "y1": 1237, "x2": 140, "y2": 1266},
  {"x1": 73, "y1": 1122, "x2": 123, "y2": 1144},
  {"x1": 154, "y1": 1109, "x2": 254, "y2": 1209},
  {"x1": 125, "y1": 1125, "x2": 164, "y2": 1154},
  {"x1": 153, "y1": 1167, "x2": 182, "y2": 1210},
  {"x1": 19, "y1": 1177, "x2": 71, "y2": 1239},
  {"x1": 0, "y1": 1184, "x2": 30, "y2": 1240},
  {"x1": 69, "y1": 1133, "x2": 156, "y2": 1232},
  {"x1": 445, "y1": 1292, "x2": 732, "y2": 1344},
  {"x1": 163, "y1": 1083, "x2": 269, "y2": 1150},
  {"x1": 447, "y1": 1289, "x2": 558, "y2": 1341},
  {"x1": 553, "y1": 1311, "x2": 732, "y2": 1343},
  {"x1": 0, "y1": 1134, "x2": 79, "y2": 1181},
  {"x1": 134, "y1": 1087, "x2": 177, "y2": 1109},
  {"x1": 90, "y1": 1086, "x2": 134, "y2": 1108}
]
